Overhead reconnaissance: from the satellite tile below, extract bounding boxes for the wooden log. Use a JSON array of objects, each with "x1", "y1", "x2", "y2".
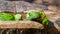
[
  {"x1": 0, "y1": 21, "x2": 44, "y2": 29},
  {"x1": 45, "y1": 10, "x2": 60, "y2": 32}
]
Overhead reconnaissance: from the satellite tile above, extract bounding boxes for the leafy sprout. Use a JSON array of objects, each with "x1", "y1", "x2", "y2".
[
  {"x1": 0, "y1": 12, "x2": 14, "y2": 20},
  {"x1": 25, "y1": 9, "x2": 41, "y2": 20}
]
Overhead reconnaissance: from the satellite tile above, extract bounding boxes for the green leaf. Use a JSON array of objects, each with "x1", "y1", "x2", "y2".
[
  {"x1": 0, "y1": 12, "x2": 14, "y2": 21},
  {"x1": 26, "y1": 9, "x2": 41, "y2": 20},
  {"x1": 14, "y1": 14, "x2": 21, "y2": 20},
  {"x1": 42, "y1": 17, "x2": 49, "y2": 25}
]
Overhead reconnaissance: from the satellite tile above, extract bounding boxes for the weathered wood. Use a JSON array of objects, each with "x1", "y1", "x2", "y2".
[
  {"x1": 0, "y1": 1, "x2": 47, "y2": 13},
  {"x1": 44, "y1": 10, "x2": 60, "y2": 33},
  {"x1": 0, "y1": 1, "x2": 16, "y2": 13},
  {"x1": 0, "y1": 21, "x2": 43, "y2": 29}
]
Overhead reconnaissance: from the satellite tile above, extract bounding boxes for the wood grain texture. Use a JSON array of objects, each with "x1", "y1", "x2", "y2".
[{"x1": 0, "y1": 21, "x2": 43, "y2": 29}]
